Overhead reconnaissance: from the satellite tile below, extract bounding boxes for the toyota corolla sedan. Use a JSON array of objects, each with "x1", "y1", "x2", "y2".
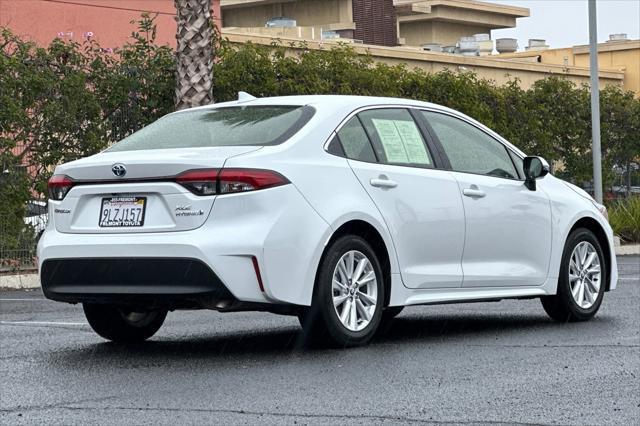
[{"x1": 38, "y1": 94, "x2": 617, "y2": 346}]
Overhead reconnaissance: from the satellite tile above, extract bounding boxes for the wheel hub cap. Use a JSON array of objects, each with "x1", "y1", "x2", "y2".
[
  {"x1": 568, "y1": 241, "x2": 601, "y2": 309},
  {"x1": 332, "y1": 250, "x2": 378, "y2": 332}
]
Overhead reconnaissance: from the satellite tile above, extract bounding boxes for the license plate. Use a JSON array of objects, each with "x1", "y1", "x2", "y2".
[{"x1": 99, "y1": 197, "x2": 146, "y2": 227}]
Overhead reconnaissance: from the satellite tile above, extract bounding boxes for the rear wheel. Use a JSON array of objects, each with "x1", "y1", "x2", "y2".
[
  {"x1": 299, "y1": 235, "x2": 384, "y2": 347},
  {"x1": 541, "y1": 228, "x2": 606, "y2": 322},
  {"x1": 83, "y1": 303, "x2": 167, "y2": 343}
]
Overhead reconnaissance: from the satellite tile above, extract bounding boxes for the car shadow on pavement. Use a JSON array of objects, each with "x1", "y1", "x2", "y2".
[{"x1": 46, "y1": 312, "x2": 613, "y2": 368}]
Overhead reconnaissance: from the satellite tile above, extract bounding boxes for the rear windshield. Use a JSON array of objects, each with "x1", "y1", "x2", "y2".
[{"x1": 107, "y1": 105, "x2": 315, "y2": 152}]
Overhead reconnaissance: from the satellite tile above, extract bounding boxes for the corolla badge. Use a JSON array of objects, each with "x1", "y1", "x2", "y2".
[{"x1": 112, "y1": 163, "x2": 127, "y2": 178}]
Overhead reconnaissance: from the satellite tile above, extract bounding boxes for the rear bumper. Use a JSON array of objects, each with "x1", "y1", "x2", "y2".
[
  {"x1": 37, "y1": 184, "x2": 331, "y2": 306},
  {"x1": 41, "y1": 257, "x2": 234, "y2": 308}
]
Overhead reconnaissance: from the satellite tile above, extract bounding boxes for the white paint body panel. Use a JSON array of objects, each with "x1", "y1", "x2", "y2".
[
  {"x1": 347, "y1": 161, "x2": 465, "y2": 289},
  {"x1": 38, "y1": 95, "x2": 618, "y2": 308},
  {"x1": 451, "y1": 172, "x2": 553, "y2": 287}
]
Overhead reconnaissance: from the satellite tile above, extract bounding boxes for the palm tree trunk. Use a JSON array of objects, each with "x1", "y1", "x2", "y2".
[{"x1": 174, "y1": 0, "x2": 214, "y2": 110}]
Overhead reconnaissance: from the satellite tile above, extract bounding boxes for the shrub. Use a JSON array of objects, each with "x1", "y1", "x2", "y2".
[
  {"x1": 1, "y1": 14, "x2": 639, "y2": 251},
  {"x1": 608, "y1": 197, "x2": 640, "y2": 243}
]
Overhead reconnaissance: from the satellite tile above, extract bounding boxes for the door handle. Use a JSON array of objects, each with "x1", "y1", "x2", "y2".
[
  {"x1": 463, "y1": 186, "x2": 486, "y2": 198},
  {"x1": 370, "y1": 178, "x2": 398, "y2": 189}
]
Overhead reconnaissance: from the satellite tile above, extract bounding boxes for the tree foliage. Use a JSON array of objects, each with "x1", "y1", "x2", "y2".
[{"x1": 1, "y1": 14, "x2": 639, "y2": 249}]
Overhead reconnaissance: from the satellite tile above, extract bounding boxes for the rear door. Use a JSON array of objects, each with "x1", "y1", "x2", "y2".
[
  {"x1": 337, "y1": 108, "x2": 465, "y2": 289},
  {"x1": 419, "y1": 110, "x2": 552, "y2": 287}
]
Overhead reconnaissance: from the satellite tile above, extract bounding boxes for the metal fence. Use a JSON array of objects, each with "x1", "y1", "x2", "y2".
[{"x1": 0, "y1": 207, "x2": 46, "y2": 273}]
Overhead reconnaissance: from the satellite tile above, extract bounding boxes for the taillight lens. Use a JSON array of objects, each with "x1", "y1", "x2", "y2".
[
  {"x1": 176, "y1": 168, "x2": 289, "y2": 196},
  {"x1": 48, "y1": 175, "x2": 74, "y2": 200},
  {"x1": 218, "y1": 169, "x2": 289, "y2": 194},
  {"x1": 175, "y1": 169, "x2": 218, "y2": 196}
]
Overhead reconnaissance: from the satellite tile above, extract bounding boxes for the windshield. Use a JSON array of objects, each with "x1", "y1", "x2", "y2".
[{"x1": 108, "y1": 105, "x2": 315, "y2": 152}]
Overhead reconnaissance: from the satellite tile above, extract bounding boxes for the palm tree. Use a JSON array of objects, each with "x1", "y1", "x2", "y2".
[{"x1": 174, "y1": 0, "x2": 214, "y2": 110}]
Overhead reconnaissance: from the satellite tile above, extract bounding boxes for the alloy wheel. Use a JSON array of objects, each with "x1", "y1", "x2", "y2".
[
  {"x1": 568, "y1": 241, "x2": 601, "y2": 309},
  {"x1": 332, "y1": 250, "x2": 378, "y2": 332}
]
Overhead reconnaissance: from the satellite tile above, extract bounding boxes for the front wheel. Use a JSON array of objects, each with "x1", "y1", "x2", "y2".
[
  {"x1": 541, "y1": 228, "x2": 606, "y2": 322},
  {"x1": 83, "y1": 303, "x2": 167, "y2": 343},
  {"x1": 299, "y1": 235, "x2": 384, "y2": 347}
]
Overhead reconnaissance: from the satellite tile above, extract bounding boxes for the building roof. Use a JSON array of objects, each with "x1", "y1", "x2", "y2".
[
  {"x1": 395, "y1": 0, "x2": 529, "y2": 29},
  {"x1": 496, "y1": 39, "x2": 640, "y2": 59}
]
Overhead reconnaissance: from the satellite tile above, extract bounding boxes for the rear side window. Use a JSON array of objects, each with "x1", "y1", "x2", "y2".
[
  {"x1": 108, "y1": 106, "x2": 315, "y2": 152},
  {"x1": 421, "y1": 111, "x2": 518, "y2": 179},
  {"x1": 358, "y1": 109, "x2": 433, "y2": 167},
  {"x1": 336, "y1": 117, "x2": 377, "y2": 163}
]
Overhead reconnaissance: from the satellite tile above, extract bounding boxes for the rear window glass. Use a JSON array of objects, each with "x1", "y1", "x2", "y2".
[{"x1": 108, "y1": 106, "x2": 314, "y2": 152}]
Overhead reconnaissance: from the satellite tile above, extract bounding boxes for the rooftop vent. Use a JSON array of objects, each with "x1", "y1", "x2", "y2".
[
  {"x1": 607, "y1": 33, "x2": 628, "y2": 42},
  {"x1": 526, "y1": 39, "x2": 549, "y2": 51},
  {"x1": 496, "y1": 38, "x2": 518, "y2": 53}
]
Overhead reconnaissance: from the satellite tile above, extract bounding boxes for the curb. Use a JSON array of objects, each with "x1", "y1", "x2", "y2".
[
  {"x1": 1, "y1": 246, "x2": 637, "y2": 290},
  {"x1": 0, "y1": 273, "x2": 40, "y2": 290},
  {"x1": 615, "y1": 244, "x2": 640, "y2": 256}
]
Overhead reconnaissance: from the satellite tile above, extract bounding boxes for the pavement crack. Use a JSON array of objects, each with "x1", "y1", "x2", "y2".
[
  {"x1": 0, "y1": 395, "x2": 119, "y2": 414},
  {"x1": 0, "y1": 404, "x2": 562, "y2": 426},
  {"x1": 467, "y1": 344, "x2": 640, "y2": 348}
]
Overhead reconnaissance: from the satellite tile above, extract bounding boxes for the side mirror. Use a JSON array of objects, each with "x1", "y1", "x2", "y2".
[{"x1": 523, "y1": 156, "x2": 549, "y2": 191}]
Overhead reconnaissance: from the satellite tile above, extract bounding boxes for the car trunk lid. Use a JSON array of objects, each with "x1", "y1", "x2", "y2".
[{"x1": 52, "y1": 146, "x2": 260, "y2": 234}]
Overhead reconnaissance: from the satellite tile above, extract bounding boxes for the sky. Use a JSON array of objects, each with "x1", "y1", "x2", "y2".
[{"x1": 489, "y1": 0, "x2": 640, "y2": 49}]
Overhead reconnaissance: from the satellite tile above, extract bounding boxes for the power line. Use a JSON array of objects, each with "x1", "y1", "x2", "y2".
[{"x1": 41, "y1": 0, "x2": 175, "y2": 16}]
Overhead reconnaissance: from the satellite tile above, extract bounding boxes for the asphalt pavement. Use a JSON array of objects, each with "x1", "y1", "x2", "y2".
[{"x1": 1, "y1": 256, "x2": 638, "y2": 425}]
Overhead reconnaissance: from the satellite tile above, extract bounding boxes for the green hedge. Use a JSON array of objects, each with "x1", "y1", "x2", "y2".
[{"x1": 1, "y1": 14, "x2": 639, "y2": 248}]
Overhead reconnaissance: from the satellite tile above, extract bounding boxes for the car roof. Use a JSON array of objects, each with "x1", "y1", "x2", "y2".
[{"x1": 181, "y1": 95, "x2": 450, "y2": 113}]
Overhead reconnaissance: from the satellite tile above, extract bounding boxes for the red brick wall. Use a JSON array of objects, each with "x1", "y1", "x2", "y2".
[{"x1": 0, "y1": 0, "x2": 222, "y2": 48}]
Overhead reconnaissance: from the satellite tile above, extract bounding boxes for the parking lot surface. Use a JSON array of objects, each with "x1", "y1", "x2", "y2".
[{"x1": 1, "y1": 256, "x2": 638, "y2": 425}]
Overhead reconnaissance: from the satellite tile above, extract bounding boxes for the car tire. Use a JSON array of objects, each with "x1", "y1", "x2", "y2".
[
  {"x1": 541, "y1": 228, "x2": 606, "y2": 322},
  {"x1": 83, "y1": 303, "x2": 167, "y2": 343},
  {"x1": 299, "y1": 235, "x2": 384, "y2": 347}
]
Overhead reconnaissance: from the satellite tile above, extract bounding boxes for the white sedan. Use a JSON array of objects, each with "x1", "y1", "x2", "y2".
[{"x1": 38, "y1": 95, "x2": 617, "y2": 346}]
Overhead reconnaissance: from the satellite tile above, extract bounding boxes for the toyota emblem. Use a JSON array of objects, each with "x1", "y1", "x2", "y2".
[{"x1": 112, "y1": 164, "x2": 127, "y2": 178}]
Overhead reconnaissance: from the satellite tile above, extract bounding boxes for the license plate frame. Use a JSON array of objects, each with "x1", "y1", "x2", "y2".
[{"x1": 98, "y1": 196, "x2": 147, "y2": 228}]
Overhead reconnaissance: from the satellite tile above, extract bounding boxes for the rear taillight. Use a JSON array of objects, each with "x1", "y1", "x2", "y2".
[
  {"x1": 218, "y1": 169, "x2": 289, "y2": 194},
  {"x1": 48, "y1": 175, "x2": 74, "y2": 200},
  {"x1": 176, "y1": 169, "x2": 289, "y2": 196},
  {"x1": 175, "y1": 169, "x2": 218, "y2": 196}
]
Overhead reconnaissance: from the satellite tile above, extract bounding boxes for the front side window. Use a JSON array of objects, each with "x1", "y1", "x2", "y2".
[
  {"x1": 108, "y1": 106, "x2": 314, "y2": 152},
  {"x1": 421, "y1": 111, "x2": 517, "y2": 179},
  {"x1": 509, "y1": 150, "x2": 525, "y2": 180},
  {"x1": 358, "y1": 109, "x2": 433, "y2": 167}
]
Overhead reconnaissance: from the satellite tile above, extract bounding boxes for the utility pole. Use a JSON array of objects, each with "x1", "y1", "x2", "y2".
[{"x1": 588, "y1": 0, "x2": 603, "y2": 203}]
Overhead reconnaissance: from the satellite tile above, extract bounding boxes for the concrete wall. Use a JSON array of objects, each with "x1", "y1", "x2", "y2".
[
  {"x1": 400, "y1": 21, "x2": 489, "y2": 46},
  {"x1": 497, "y1": 41, "x2": 640, "y2": 95},
  {"x1": 573, "y1": 45, "x2": 640, "y2": 95},
  {"x1": 223, "y1": 31, "x2": 625, "y2": 91},
  {"x1": 222, "y1": 0, "x2": 353, "y2": 28}
]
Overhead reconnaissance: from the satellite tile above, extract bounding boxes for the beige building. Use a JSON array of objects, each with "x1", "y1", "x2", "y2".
[
  {"x1": 219, "y1": 0, "x2": 635, "y2": 94},
  {"x1": 496, "y1": 38, "x2": 640, "y2": 95},
  {"x1": 394, "y1": 0, "x2": 528, "y2": 47},
  {"x1": 221, "y1": 0, "x2": 529, "y2": 47},
  {"x1": 223, "y1": 31, "x2": 625, "y2": 90}
]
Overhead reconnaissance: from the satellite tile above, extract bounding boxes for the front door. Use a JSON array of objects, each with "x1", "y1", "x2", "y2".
[{"x1": 420, "y1": 110, "x2": 552, "y2": 287}]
